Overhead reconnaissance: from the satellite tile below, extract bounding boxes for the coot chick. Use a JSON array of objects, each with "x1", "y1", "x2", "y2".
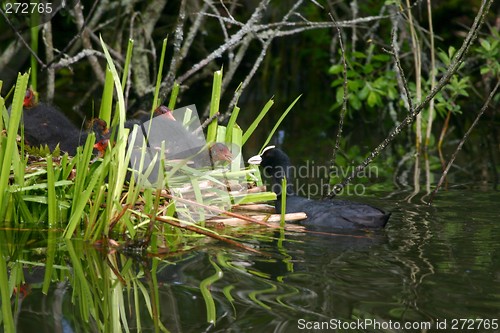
[
  {"x1": 248, "y1": 146, "x2": 390, "y2": 230},
  {"x1": 21, "y1": 88, "x2": 82, "y2": 154}
]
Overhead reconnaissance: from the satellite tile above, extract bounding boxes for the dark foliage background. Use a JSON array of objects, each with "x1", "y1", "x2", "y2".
[{"x1": 1, "y1": 0, "x2": 498, "y2": 187}]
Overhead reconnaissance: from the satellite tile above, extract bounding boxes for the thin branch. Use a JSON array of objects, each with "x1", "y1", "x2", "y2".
[
  {"x1": 161, "y1": 191, "x2": 272, "y2": 227},
  {"x1": 163, "y1": 0, "x2": 187, "y2": 101},
  {"x1": 225, "y1": 0, "x2": 306, "y2": 112},
  {"x1": 176, "y1": 0, "x2": 271, "y2": 85},
  {"x1": 44, "y1": 0, "x2": 101, "y2": 70},
  {"x1": 0, "y1": 8, "x2": 45, "y2": 67},
  {"x1": 220, "y1": 34, "x2": 253, "y2": 97},
  {"x1": 72, "y1": 2, "x2": 105, "y2": 83},
  {"x1": 130, "y1": 210, "x2": 268, "y2": 256},
  {"x1": 42, "y1": 22, "x2": 55, "y2": 102},
  {"x1": 51, "y1": 49, "x2": 108, "y2": 70},
  {"x1": 179, "y1": 2, "x2": 210, "y2": 61},
  {"x1": 327, "y1": 0, "x2": 494, "y2": 197},
  {"x1": 327, "y1": 14, "x2": 348, "y2": 197},
  {"x1": 207, "y1": 0, "x2": 230, "y2": 41},
  {"x1": 389, "y1": 24, "x2": 413, "y2": 113}
]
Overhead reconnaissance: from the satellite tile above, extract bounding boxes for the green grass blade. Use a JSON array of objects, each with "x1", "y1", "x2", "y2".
[
  {"x1": 46, "y1": 155, "x2": 57, "y2": 226},
  {"x1": 65, "y1": 240, "x2": 93, "y2": 321},
  {"x1": 121, "y1": 39, "x2": 134, "y2": 90},
  {"x1": 242, "y1": 98, "x2": 274, "y2": 146},
  {"x1": 100, "y1": 35, "x2": 128, "y2": 215},
  {"x1": 168, "y1": 82, "x2": 179, "y2": 109},
  {"x1": 42, "y1": 230, "x2": 57, "y2": 294},
  {"x1": 207, "y1": 69, "x2": 223, "y2": 143},
  {"x1": 230, "y1": 126, "x2": 243, "y2": 172},
  {"x1": 260, "y1": 94, "x2": 302, "y2": 153},
  {"x1": 100, "y1": 66, "x2": 114, "y2": 124},
  {"x1": 200, "y1": 257, "x2": 223, "y2": 324},
  {"x1": 224, "y1": 105, "x2": 240, "y2": 144},
  {"x1": 0, "y1": 73, "x2": 29, "y2": 222},
  {"x1": 280, "y1": 177, "x2": 287, "y2": 227},
  {"x1": 152, "y1": 37, "x2": 168, "y2": 111},
  {"x1": 64, "y1": 164, "x2": 102, "y2": 239},
  {"x1": 0, "y1": 243, "x2": 14, "y2": 332}
]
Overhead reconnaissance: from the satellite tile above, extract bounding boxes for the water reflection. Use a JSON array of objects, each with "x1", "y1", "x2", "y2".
[{"x1": 2, "y1": 189, "x2": 500, "y2": 332}]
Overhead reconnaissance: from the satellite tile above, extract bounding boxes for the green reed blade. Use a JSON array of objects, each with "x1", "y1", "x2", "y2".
[
  {"x1": 200, "y1": 256, "x2": 223, "y2": 324},
  {"x1": 280, "y1": 177, "x2": 287, "y2": 227},
  {"x1": 168, "y1": 82, "x2": 180, "y2": 110},
  {"x1": 100, "y1": 35, "x2": 128, "y2": 216},
  {"x1": 0, "y1": 73, "x2": 29, "y2": 222},
  {"x1": 225, "y1": 105, "x2": 240, "y2": 144},
  {"x1": 207, "y1": 69, "x2": 223, "y2": 143},
  {"x1": 152, "y1": 37, "x2": 168, "y2": 111},
  {"x1": 121, "y1": 39, "x2": 135, "y2": 90},
  {"x1": 65, "y1": 239, "x2": 93, "y2": 322},
  {"x1": 42, "y1": 230, "x2": 57, "y2": 294},
  {"x1": 99, "y1": 66, "x2": 114, "y2": 125},
  {"x1": 259, "y1": 95, "x2": 301, "y2": 153},
  {"x1": 0, "y1": 241, "x2": 14, "y2": 332},
  {"x1": 46, "y1": 155, "x2": 57, "y2": 226},
  {"x1": 242, "y1": 98, "x2": 274, "y2": 146}
]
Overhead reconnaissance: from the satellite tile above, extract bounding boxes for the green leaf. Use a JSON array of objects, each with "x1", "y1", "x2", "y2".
[
  {"x1": 372, "y1": 54, "x2": 391, "y2": 62},
  {"x1": 367, "y1": 91, "x2": 380, "y2": 108},
  {"x1": 328, "y1": 64, "x2": 343, "y2": 75},
  {"x1": 480, "y1": 67, "x2": 491, "y2": 75},
  {"x1": 448, "y1": 46, "x2": 457, "y2": 60},
  {"x1": 336, "y1": 88, "x2": 344, "y2": 104},
  {"x1": 358, "y1": 85, "x2": 369, "y2": 100},
  {"x1": 350, "y1": 95, "x2": 362, "y2": 110},
  {"x1": 348, "y1": 80, "x2": 362, "y2": 91},
  {"x1": 387, "y1": 86, "x2": 398, "y2": 100},
  {"x1": 352, "y1": 51, "x2": 366, "y2": 59},
  {"x1": 363, "y1": 64, "x2": 374, "y2": 74},
  {"x1": 480, "y1": 39, "x2": 491, "y2": 51},
  {"x1": 330, "y1": 77, "x2": 344, "y2": 88}
]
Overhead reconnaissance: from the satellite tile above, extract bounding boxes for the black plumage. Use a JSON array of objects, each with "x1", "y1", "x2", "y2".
[{"x1": 250, "y1": 147, "x2": 390, "y2": 230}]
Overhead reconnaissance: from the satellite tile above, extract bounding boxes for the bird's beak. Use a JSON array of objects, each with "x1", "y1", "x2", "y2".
[
  {"x1": 247, "y1": 145, "x2": 275, "y2": 165},
  {"x1": 221, "y1": 150, "x2": 233, "y2": 162},
  {"x1": 248, "y1": 154, "x2": 262, "y2": 165},
  {"x1": 164, "y1": 110, "x2": 176, "y2": 121},
  {"x1": 155, "y1": 105, "x2": 176, "y2": 121}
]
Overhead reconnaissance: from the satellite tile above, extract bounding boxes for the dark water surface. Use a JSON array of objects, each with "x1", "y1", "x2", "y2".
[{"x1": 5, "y1": 189, "x2": 500, "y2": 332}]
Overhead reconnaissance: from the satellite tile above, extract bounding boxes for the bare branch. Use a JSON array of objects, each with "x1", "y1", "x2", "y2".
[
  {"x1": 327, "y1": 14, "x2": 348, "y2": 198},
  {"x1": 387, "y1": 24, "x2": 413, "y2": 113},
  {"x1": 42, "y1": 22, "x2": 55, "y2": 102},
  {"x1": 52, "y1": 49, "x2": 108, "y2": 70},
  {"x1": 72, "y1": 2, "x2": 105, "y2": 83},
  {"x1": 327, "y1": 0, "x2": 494, "y2": 197},
  {"x1": 177, "y1": 0, "x2": 271, "y2": 85},
  {"x1": 162, "y1": 0, "x2": 187, "y2": 102},
  {"x1": 0, "y1": 8, "x2": 45, "y2": 67},
  {"x1": 224, "y1": 0, "x2": 306, "y2": 113},
  {"x1": 429, "y1": 80, "x2": 499, "y2": 203}
]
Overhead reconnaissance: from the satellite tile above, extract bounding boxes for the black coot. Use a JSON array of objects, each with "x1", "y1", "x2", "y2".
[
  {"x1": 249, "y1": 146, "x2": 390, "y2": 230},
  {"x1": 21, "y1": 89, "x2": 82, "y2": 155}
]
